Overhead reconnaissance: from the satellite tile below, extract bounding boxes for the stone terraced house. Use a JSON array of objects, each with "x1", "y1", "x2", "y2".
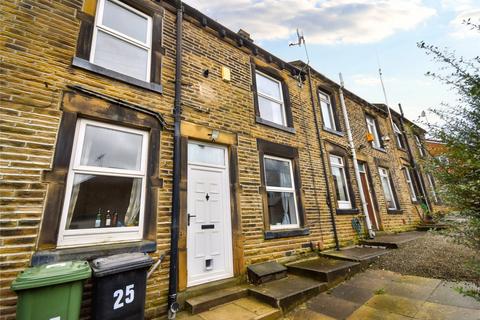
[{"x1": 0, "y1": 0, "x2": 440, "y2": 318}]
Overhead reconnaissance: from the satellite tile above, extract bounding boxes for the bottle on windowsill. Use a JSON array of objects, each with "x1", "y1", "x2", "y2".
[
  {"x1": 95, "y1": 209, "x2": 102, "y2": 228},
  {"x1": 112, "y1": 211, "x2": 118, "y2": 228},
  {"x1": 105, "y1": 210, "x2": 112, "y2": 227}
]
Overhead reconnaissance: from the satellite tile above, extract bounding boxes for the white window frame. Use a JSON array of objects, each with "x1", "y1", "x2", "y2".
[
  {"x1": 90, "y1": 0, "x2": 153, "y2": 81},
  {"x1": 256, "y1": 71, "x2": 287, "y2": 126},
  {"x1": 403, "y1": 168, "x2": 417, "y2": 202},
  {"x1": 329, "y1": 155, "x2": 352, "y2": 209},
  {"x1": 427, "y1": 174, "x2": 439, "y2": 203},
  {"x1": 415, "y1": 135, "x2": 426, "y2": 157},
  {"x1": 57, "y1": 119, "x2": 149, "y2": 247},
  {"x1": 378, "y1": 167, "x2": 397, "y2": 210},
  {"x1": 319, "y1": 90, "x2": 337, "y2": 131},
  {"x1": 393, "y1": 122, "x2": 405, "y2": 149},
  {"x1": 263, "y1": 155, "x2": 300, "y2": 230},
  {"x1": 366, "y1": 115, "x2": 381, "y2": 148}
]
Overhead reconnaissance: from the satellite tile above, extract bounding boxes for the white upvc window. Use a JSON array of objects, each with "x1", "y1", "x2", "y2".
[
  {"x1": 415, "y1": 135, "x2": 426, "y2": 157},
  {"x1": 91, "y1": 0, "x2": 152, "y2": 81},
  {"x1": 378, "y1": 167, "x2": 397, "y2": 210},
  {"x1": 263, "y1": 155, "x2": 299, "y2": 229},
  {"x1": 319, "y1": 90, "x2": 337, "y2": 131},
  {"x1": 256, "y1": 71, "x2": 287, "y2": 126},
  {"x1": 403, "y1": 168, "x2": 417, "y2": 202},
  {"x1": 366, "y1": 115, "x2": 381, "y2": 148},
  {"x1": 393, "y1": 122, "x2": 405, "y2": 149},
  {"x1": 57, "y1": 119, "x2": 149, "y2": 247},
  {"x1": 427, "y1": 173, "x2": 439, "y2": 203},
  {"x1": 329, "y1": 155, "x2": 352, "y2": 209}
]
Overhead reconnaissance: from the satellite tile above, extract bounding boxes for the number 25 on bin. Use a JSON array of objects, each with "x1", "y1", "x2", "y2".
[{"x1": 113, "y1": 284, "x2": 135, "y2": 310}]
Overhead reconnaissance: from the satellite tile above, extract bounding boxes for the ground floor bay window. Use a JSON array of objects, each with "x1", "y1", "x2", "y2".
[
  {"x1": 57, "y1": 119, "x2": 149, "y2": 247},
  {"x1": 378, "y1": 167, "x2": 398, "y2": 210}
]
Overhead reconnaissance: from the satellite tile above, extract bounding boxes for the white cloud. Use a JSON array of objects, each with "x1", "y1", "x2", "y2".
[
  {"x1": 441, "y1": 0, "x2": 480, "y2": 39},
  {"x1": 185, "y1": 0, "x2": 436, "y2": 44}
]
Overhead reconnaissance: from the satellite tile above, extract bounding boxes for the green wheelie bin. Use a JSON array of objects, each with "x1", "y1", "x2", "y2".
[{"x1": 11, "y1": 261, "x2": 91, "y2": 320}]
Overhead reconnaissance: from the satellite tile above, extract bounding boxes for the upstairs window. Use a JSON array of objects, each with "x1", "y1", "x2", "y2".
[
  {"x1": 319, "y1": 90, "x2": 337, "y2": 131},
  {"x1": 403, "y1": 168, "x2": 417, "y2": 202},
  {"x1": 263, "y1": 156, "x2": 299, "y2": 229},
  {"x1": 329, "y1": 155, "x2": 351, "y2": 209},
  {"x1": 57, "y1": 119, "x2": 149, "y2": 247},
  {"x1": 91, "y1": 0, "x2": 152, "y2": 81},
  {"x1": 393, "y1": 122, "x2": 406, "y2": 149},
  {"x1": 415, "y1": 135, "x2": 426, "y2": 157},
  {"x1": 378, "y1": 167, "x2": 397, "y2": 210},
  {"x1": 366, "y1": 115, "x2": 382, "y2": 149},
  {"x1": 255, "y1": 71, "x2": 287, "y2": 126}
]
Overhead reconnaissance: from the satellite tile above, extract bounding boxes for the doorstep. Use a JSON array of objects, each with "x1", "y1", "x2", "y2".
[
  {"x1": 359, "y1": 231, "x2": 425, "y2": 249},
  {"x1": 177, "y1": 296, "x2": 281, "y2": 320},
  {"x1": 320, "y1": 246, "x2": 389, "y2": 265}
]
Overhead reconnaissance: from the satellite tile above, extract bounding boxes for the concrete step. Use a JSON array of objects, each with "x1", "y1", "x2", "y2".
[
  {"x1": 359, "y1": 231, "x2": 424, "y2": 249},
  {"x1": 185, "y1": 285, "x2": 249, "y2": 314},
  {"x1": 248, "y1": 275, "x2": 327, "y2": 313},
  {"x1": 286, "y1": 257, "x2": 360, "y2": 285},
  {"x1": 247, "y1": 261, "x2": 288, "y2": 285},
  {"x1": 416, "y1": 223, "x2": 449, "y2": 231},
  {"x1": 178, "y1": 296, "x2": 281, "y2": 320},
  {"x1": 320, "y1": 246, "x2": 388, "y2": 265}
]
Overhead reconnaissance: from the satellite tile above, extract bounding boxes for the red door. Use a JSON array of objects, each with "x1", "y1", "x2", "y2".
[{"x1": 358, "y1": 163, "x2": 381, "y2": 230}]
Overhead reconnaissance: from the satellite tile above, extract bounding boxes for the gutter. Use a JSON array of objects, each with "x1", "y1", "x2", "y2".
[
  {"x1": 338, "y1": 74, "x2": 375, "y2": 239},
  {"x1": 306, "y1": 66, "x2": 340, "y2": 250},
  {"x1": 167, "y1": 1, "x2": 183, "y2": 318}
]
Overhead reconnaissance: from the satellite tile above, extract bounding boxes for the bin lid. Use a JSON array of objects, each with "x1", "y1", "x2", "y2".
[
  {"x1": 11, "y1": 261, "x2": 91, "y2": 291},
  {"x1": 91, "y1": 253, "x2": 153, "y2": 277}
]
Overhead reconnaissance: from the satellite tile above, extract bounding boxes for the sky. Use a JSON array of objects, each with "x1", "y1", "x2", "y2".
[{"x1": 185, "y1": 0, "x2": 479, "y2": 124}]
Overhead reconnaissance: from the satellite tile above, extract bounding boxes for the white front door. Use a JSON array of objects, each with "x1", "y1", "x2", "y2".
[{"x1": 187, "y1": 141, "x2": 233, "y2": 287}]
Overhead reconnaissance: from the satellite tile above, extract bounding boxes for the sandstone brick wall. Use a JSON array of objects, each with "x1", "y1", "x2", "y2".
[
  {"x1": 1, "y1": 1, "x2": 176, "y2": 318},
  {"x1": 1, "y1": 0, "x2": 429, "y2": 319},
  {"x1": 347, "y1": 101, "x2": 421, "y2": 232}
]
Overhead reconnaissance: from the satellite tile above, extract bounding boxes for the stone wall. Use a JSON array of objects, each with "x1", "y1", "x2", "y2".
[{"x1": 1, "y1": 1, "x2": 429, "y2": 319}]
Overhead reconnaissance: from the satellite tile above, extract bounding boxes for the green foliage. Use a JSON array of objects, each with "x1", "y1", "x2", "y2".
[
  {"x1": 417, "y1": 20, "x2": 480, "y2": 251},
  {"x1": 374, "y1": 288, "x2": 386, "y2": 295},
  {"x1": 454, "y1": 286, "x2": 480, "y2": 302}
]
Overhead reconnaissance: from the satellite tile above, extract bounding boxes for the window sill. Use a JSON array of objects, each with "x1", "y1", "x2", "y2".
[
  {"x1": 72, "y1": 57, "x2": 162, "y2": 94},
  {"x1": 336, "y1": 208, "x2": 360, "y2": 215},
  {"x1": 256, "y1": 116, "x2": 296, "y2": 134},
  {"x1": 31, "y1": 240, "x2": 156, "y2": 266},
  {"x1": 264, "y1": 228, "x2": 309, "y2": 240},
  {"x1": 387, "y1": 209, "x2": 404, "y2": 215},
  {"x1": 372, "y1": 146, "x2": 387, "y2": 153},
  {"x1": 322, "y1": 127, "x2": 344, "y2": 137}
]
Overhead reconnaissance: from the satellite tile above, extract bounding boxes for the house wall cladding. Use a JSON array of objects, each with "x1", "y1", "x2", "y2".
[
  {"x1": 1, "y1": 0, "x2": 427, "y2": 319},
  {"x1": 1, "y1": 0, "x2": 176, "y2": 318}
]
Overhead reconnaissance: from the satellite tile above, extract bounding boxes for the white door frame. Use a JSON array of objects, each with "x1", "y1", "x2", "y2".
[{"x1": 187, "y1": 141, "x2": 233, "y2": 287}]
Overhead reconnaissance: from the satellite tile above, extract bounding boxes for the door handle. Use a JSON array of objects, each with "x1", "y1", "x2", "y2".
[{"x1": 188, "y1": 213, "x2": 196, "y2": 226}]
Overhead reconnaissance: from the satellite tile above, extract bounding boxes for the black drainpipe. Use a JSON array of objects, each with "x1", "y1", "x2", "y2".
[
  {"x1": 398, "y1": 103, "x2": 432, "y2": 218},
  {"x1": 306, "y1": 66, "x2": 340, "y2": 250},
  {"x1": 168, "y1": 1, "x2": 183, "y2": 318}
]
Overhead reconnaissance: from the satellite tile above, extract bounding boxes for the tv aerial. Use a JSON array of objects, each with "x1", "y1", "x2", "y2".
[{"x1": 289, "y1": 28, "x2": 310, "y2": 87}]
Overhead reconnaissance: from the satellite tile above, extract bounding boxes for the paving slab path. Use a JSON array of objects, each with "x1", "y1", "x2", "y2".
[{"x1": 287, "y1": 269, "x2": 480, "y2": 320}]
